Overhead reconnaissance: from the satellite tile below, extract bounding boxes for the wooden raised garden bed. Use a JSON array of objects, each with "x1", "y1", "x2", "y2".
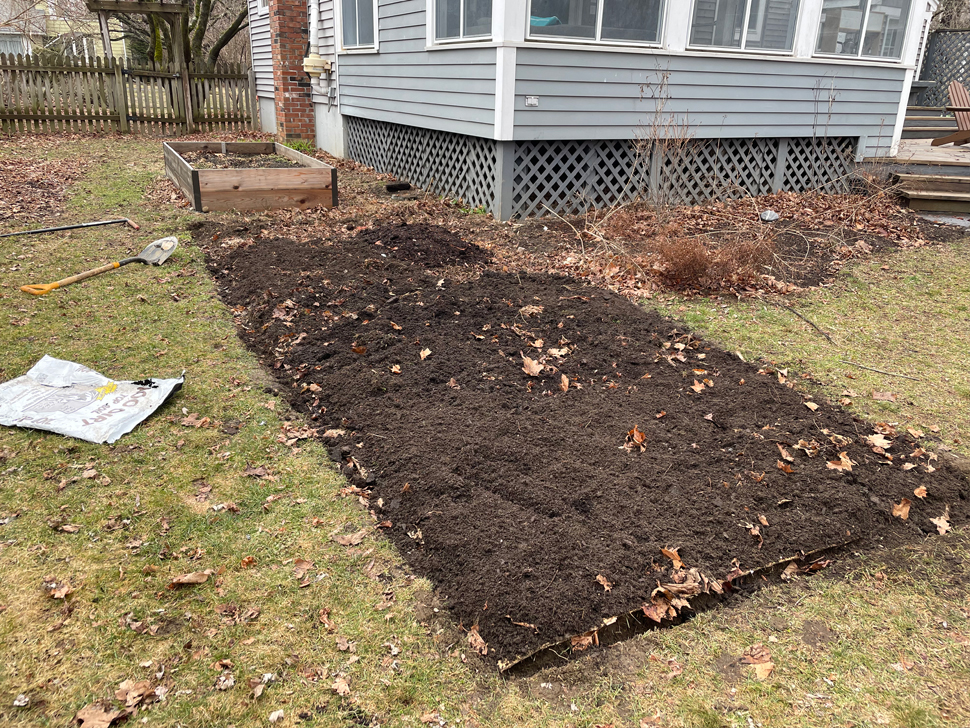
[{"x1": 163, "y1": 141, "x2": 337, "y2": 212}]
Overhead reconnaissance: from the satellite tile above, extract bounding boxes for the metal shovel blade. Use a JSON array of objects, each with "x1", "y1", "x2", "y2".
[{"x1": 133, "y1": 236, "x2": 178, "y2": 265}]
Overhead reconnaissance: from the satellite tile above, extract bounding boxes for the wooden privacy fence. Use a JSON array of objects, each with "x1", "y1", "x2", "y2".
[{"x1": 0, "y1": 53, "x2": 256, "y2": 134}]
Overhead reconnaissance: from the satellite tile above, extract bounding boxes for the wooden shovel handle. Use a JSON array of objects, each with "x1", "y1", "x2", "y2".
[{"x1": 20, "y1": 261, "x2": 120, "y2": 296}]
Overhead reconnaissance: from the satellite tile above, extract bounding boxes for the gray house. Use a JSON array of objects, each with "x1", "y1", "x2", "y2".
[{"x1": 250, "y1": 0, "x2": 935, "y2": 218}]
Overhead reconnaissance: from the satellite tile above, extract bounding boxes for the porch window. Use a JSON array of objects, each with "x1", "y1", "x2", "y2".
[
  {"x1": 341, "y1": 0, "x2": 375, "y2": 48},
  {"x1": 527, "y1": 0, "x2": 665, "y2": 45},
  {"x1": 689, "y1": 0, "x2": 799, "y2": 52},
  {"x1": 436, "y1": 0, "x2": 493, "y2": 40},
  {"x1": 815, "y1": 0, "x2": 911, "y2": 59}
]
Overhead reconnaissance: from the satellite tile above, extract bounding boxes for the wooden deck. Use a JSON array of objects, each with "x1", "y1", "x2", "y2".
[
  {"x1": 868, "y1": 140, "x2": 970, "y2": 212},
  {"x1": 874, "y1": 139, "x2": 970, "y2": 168}
]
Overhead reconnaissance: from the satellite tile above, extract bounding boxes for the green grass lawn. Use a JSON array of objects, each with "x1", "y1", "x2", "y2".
[{"x1": 0, "y1": 135, "x2": 967, "y2": 728}]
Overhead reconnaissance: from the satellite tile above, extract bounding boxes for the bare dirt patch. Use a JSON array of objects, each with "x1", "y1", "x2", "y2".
[{"x1": 202, "y1": 221, "x2": 969, "y2": 668}]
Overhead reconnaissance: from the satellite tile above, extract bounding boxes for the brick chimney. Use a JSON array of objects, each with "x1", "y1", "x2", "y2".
[{"x1": 267, "y1": 0, "x2": 313, "y2": 140}]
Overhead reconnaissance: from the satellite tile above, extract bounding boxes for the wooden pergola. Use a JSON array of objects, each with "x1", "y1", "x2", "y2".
[{"x1": 83, "y1": 0, "x2": 196, "y2": 132}]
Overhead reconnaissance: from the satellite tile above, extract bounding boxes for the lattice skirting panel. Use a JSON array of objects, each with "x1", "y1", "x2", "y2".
[
  {"x1": 513, "y1": 136, "x2": 857, "y2": 217},
  {"x1": 345, "y1": 116, "x2": 497, "y2": 212},
  {"x1": 917, "y1": 30, "x2": 970, "y2": 108},
  {"x1": 344, "y1": 116, "x2": 856, "y2": 220}
]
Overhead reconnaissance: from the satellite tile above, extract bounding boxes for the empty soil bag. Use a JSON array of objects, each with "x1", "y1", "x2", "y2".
[{"x1": 0, "y1": 355, "x2": 183, "y2": 444}]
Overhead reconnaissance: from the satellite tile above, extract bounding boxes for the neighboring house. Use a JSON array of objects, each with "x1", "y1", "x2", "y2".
[
  {"x1": 252, "y1": 0, "x2": 936, "y2": 219},
  {"x1": 0, "y1": 0, "x2": 44, "y2": 55},
  {"x1": 0, "y1": 0, "x2": 126, "y2": 58}
]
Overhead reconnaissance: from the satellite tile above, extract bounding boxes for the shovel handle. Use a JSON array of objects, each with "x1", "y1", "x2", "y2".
[{"x1": 20, "y1": 261, "x2": 120, "y2": 296}]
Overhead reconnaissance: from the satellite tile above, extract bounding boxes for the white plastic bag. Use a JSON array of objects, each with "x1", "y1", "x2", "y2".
[{"x1": 0, "y1": 355, "x2": 183, "y2": 444}]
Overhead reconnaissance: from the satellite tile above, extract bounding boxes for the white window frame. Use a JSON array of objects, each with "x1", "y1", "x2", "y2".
[
  {"x1": 524, "y1": 0, "x2": 666, "y2": 48},
  {"x1": 686, "y1": 0, "x2": 800, "y2": 55},
  {"x1": 338, "y1": 0, "x2": 378, "y2": 52},
  {"x1": 431, "y1": 0, "x2": 493, "y2": 44},
  {"x1": 813, "y1": 0, "x2": 911, "y2": 62},
  {"x1": 257, "y1": 0, "x2": 268, "y2": 17}
]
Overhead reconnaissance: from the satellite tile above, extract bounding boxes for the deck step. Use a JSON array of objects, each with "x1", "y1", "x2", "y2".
[
  {"x1": 899, "y1": 187, "x2": 970, "y2": 212},
  {"x1": 894, "y1": 173, "x2": 970, "y2": 193},
  {"x1": 904, "y1": 197, "x2": 970, "y2": 212},
  {"x1": 901, "y1": 129, "x2": 955, "y2": 139},
  {"x1": 903, "y1": 116, "x2": 957, "y2": 127},
  {"x1": 906, "y1": 106, "x2": 949, "y2": 116}
]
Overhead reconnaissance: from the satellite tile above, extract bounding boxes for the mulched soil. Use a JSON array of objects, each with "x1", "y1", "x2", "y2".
[
  {"x1": 180, "y1": 150, "x2": 304, "y2": 170},
  {"x1": 203, "y1": 220, "x2": 970, "y2": 668}
]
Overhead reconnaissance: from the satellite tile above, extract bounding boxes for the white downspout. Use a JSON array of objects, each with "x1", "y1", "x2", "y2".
[{"x1": 303, "y1": 0, "x2": 333, "y2": 101}]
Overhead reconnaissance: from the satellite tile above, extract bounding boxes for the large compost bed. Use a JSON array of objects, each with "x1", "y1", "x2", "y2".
[{"x1": 205, "y1": 222, "x2": 969, "y2": 669}]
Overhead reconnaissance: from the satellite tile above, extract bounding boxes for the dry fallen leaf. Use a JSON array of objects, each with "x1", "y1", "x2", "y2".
[
  {"x1": 892, "y1": 498, "x2": 912, "y2": 520},
  {"x1": 240, "y1": 556, "x2": 256, "y2": 569},
  {"x1": 826, "y1": 451, "x2": 855, "y2": 472},
  {"x1": 872, "y1": 391, "x2": 897, "y2": 402},
  {"x1": 661, "y1": 547, "x2": 684, "y2": 570},
  {"x1": 244, "y1": 464, "x2": 271, "y2": 479},
  {"x1": 521, "y1": 354, "x2": 543, "y2": 377},
  {"x1": 293, "y1": 558, "x2": 313, "y2": 579},
  {"x1": 930, "y1": 508, "x2": 951, "y2": 535},
  {"x1": 167, "y1": 572, "x2": 209, "y2": 589},
  {"x1": 467, "y1": 625, "x2": 488, "y2": 656},
  {"x1": 269, "y1": 709, "x2": 285, "y2": 723},
  {"x1": 913, "y1": 486, "x2": 927, "y2": 499},
  {"x1": 419, "y1": 348, "x2": 431, "y2": 360},
  {"x1": 625, "y1": 425, "x2": 647, "y2": 452},
  {"x1": 332, "y1": 529, "x2": 367, "y2": 546},
  {"x1": 74, "y1": 702, "x2": 129, "y2": 728},
  {"x1": 570, "y1": 629, "x2": 598, "y2": 651},
  {"x1": 740, "y1": 643, "x2": 774, "y2": 680},
  {"x1": 332, "y1": 675, "x2": 351, "y2": 696},
  {"x1": 690, "y1": 379, "x2": 706, "y2": 393},
  {"x1": 777, "y1": 444, "x2": 794, "y2": 462},
  {"x1": 595, "y1": 574, "x2": 613, "y2": 592},
  {"x1": 560, "y1": 374, "x2": 569, "y2": 393},
  {"x1": 866, "y1": 434, "x2": 893, "y2": 450},
  {"x1": 776, "y1": 460, "x2": 794, "y2": 474},
  {"x1": 389, "y1": 364, "x2": 401, "y2": 374},
  {"x1": 804, "y1": 401, "x2": 819, "y2": 412},
  {"x1": 45, "y1": 578, "x2": 74, "y2": 600}
]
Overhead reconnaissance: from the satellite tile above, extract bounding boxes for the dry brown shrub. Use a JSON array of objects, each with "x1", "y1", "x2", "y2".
[{"x1": 649, "y1": 229, "x2": 775, "y2": 290}]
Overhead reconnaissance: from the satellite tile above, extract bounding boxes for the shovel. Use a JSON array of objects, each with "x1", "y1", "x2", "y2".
[{"x1": 20, "y1": 236, "x2": 178, "y2": 296}]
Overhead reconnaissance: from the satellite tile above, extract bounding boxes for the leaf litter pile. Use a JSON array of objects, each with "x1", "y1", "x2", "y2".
[{"x1": 205, "y1": 221, "x2": 969, "y2": 668}]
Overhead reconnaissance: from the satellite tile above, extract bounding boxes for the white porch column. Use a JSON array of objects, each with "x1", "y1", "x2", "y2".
[
  {"x1": 793, "y1": 0, "x2": 824, "y2": 58},
  {"x1": 493, "y1": 1, "x2": 525, "y2": 141}
]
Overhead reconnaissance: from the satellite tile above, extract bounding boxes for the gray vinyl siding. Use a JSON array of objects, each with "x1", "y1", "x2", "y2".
[
  {"x1": 248, "y1": 0, "x2": 274, "y2": 98},
  {"x1": 337, "y1": 0, "x2": 495, "y2": 138},
  {"x1": 317, "y1": 0, "x2": 336, "y2": 58},
  {"x1": 514, "y1": 49, "x2": 903, "y2": 154}
]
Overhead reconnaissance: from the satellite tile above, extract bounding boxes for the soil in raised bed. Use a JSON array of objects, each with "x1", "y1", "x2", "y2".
[
  {"x1": 180, "y1": 151, "x2": 304, "y2": 170},
  {"x1": 205, "y1": 222, "x2": 970, "y2": 667}
]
